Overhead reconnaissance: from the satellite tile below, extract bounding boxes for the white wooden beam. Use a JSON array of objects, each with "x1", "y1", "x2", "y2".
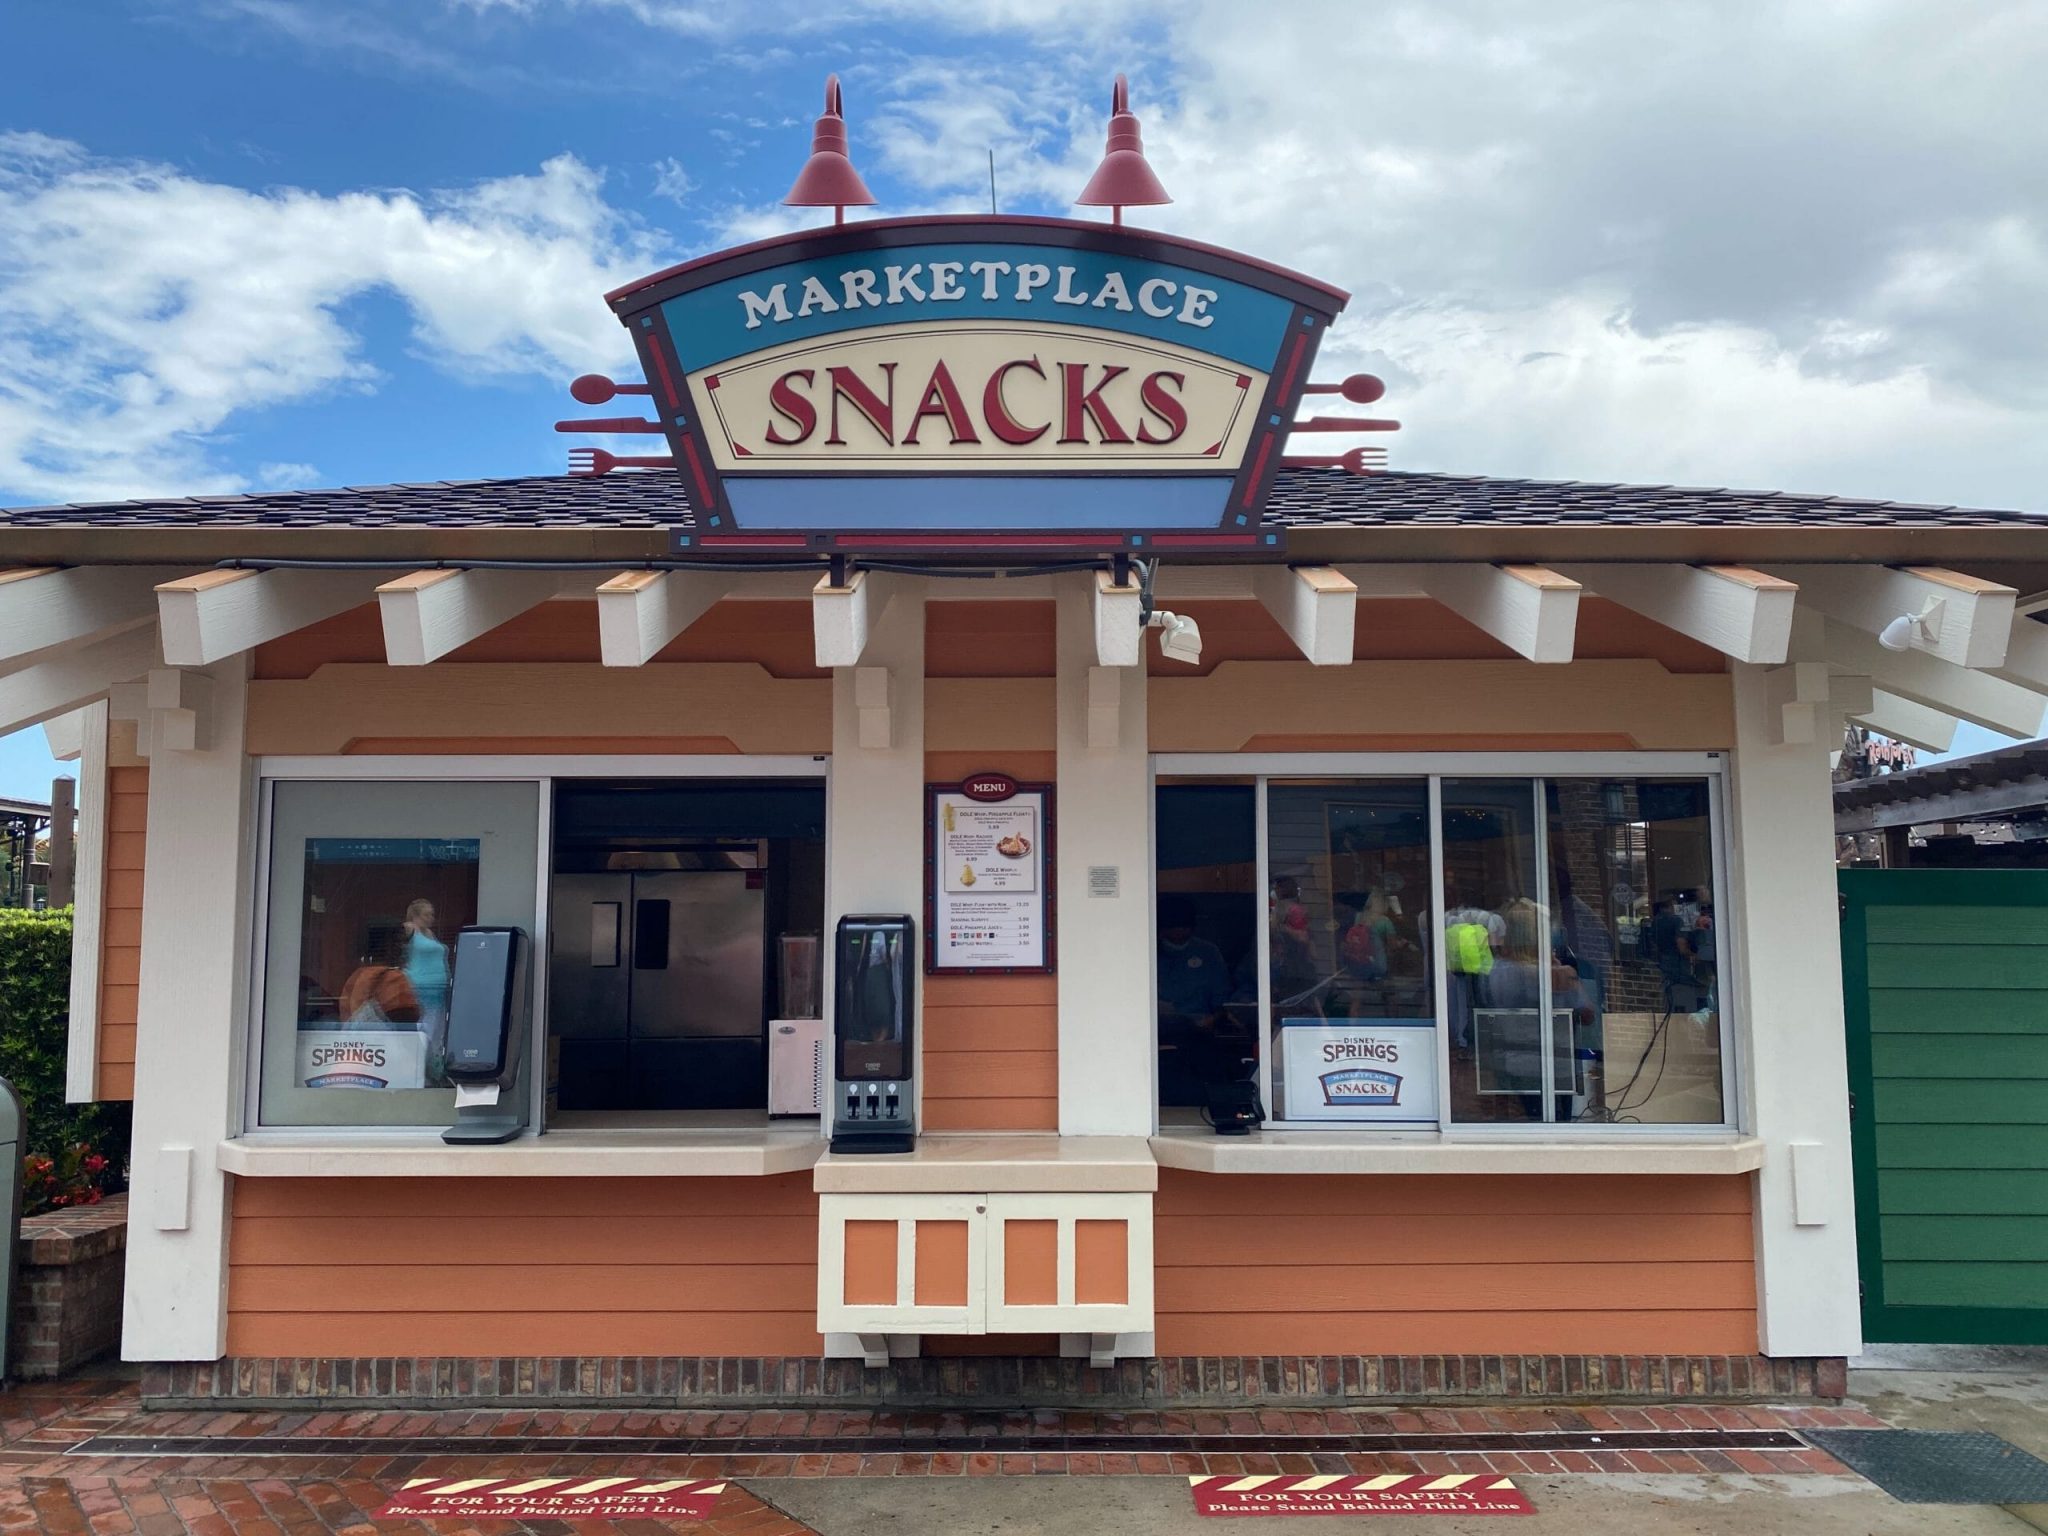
[
  {"x1": 1988, "y1": 613, "x2": 2048, "y2": 695},
  {"x1": 64, "y1": 701, "x2": 110, "y2": 1103},
  {"x1": 1854, "y1": 691, "x2": 1960, "y2": 755},
  {"x1": 42, "y1": 708, "x2": 88, "y2": 761},
  {"x1": 0, "y1": 624, "x2": 159, "y2": 736},
  {"x1": 1768, "y1": 564, "x2": 2018, "y2": 670},
  {"x1": 145, "y1": 668, "x2": 214, "y2": 753},
  {"x1": 1807, "y1": 614, "x2": 2047, "y2": 739},
  {"x1": 1254, "y1": 565, "x2": 1357, "y2": 665},
  {"x1": 596, "y1": 570, "x2": 728, "y2": 667},
  {"x1": 853, "y1": 665, "x2": 892, "y2": 749},
  {"x1": 375, "y1": 567, "x2": 564, "y2": 666},
  {"x1": 0, "y1": 565, "x2": 180, "y2": 667},
  {"x1": 156, "y1": 568, "x2": 381, "y2": 666},
  {"x1": 1553, "y1": 564, "x2": 1798, "y2": 664},
  {"x1": 1085, "y1": 665, "x2": 1121, "y2": 750},
  {"x1": 1093, "y1": 571, "x2": 1143, "y2": 667},
  {"x1": 1413, "y1": 563, "x2": 1581, "y2": 663},
  {"x1": 813, "y1": 571, "x2": 897, "y2": 669}
]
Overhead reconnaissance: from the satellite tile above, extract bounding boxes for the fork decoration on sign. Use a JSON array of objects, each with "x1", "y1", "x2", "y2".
[
  {"x1": 1281, "y1": 373, "x2": 1399, "y2": 473},
  {"x1": 558, "y1": 373, "x2": 673, "y2": 471},
  {"x1": 569, "y1": 447, "x2": 679, "y2": 477}
]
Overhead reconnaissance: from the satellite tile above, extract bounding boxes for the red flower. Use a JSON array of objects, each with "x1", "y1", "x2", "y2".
[
  {"x1": 82, "y1": 1155, "x2": 107, "y2": 1175},
  {"x1": 84, "y1": 1189, "x2": 103, "y2": 1205}
]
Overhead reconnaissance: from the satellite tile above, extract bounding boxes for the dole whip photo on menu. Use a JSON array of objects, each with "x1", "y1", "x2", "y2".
[{"x1": 943, "y1": 799, "x2": 1037, "y2": 894}]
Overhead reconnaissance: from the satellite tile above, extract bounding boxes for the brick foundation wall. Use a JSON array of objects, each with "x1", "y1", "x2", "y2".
[
  {"x1": 9, "y1": 1195, "x2": 127, "y2": 1380},
  {"x1": 141, "y1": 1352, "x2": 1847, "y2": 1408}
]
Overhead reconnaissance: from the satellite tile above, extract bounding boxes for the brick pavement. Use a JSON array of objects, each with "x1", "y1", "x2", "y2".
[{"x1": 0, "y1": 1373, "x2": 1896, "y2": 1535}]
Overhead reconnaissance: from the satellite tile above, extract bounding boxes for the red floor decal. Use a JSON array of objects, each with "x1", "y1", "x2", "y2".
[
  {"x1": 1190, "y1": 1473, "x2": 1534, "y2": 1517},
  {"x1": 378, "y1": 1475, "x2": 726, "y2": 1520}
]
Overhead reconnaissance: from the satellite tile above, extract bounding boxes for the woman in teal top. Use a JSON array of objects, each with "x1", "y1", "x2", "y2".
[{"x1": 403, "y1": 899, "x2": 452, "y2": 1077}]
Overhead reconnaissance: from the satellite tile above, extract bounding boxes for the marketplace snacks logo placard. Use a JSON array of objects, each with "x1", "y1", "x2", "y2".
[
  {"x1": 605, "y1": 217, "x2": 1347, "y2": 550},
  {"x1": 1279, "y1": 1019, "x2": 1438, "y2": 1124}
]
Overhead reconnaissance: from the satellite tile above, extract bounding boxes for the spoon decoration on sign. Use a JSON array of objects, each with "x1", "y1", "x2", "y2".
[{"x1": 569, "y1": 374, "x2": 653, "y2": 405}]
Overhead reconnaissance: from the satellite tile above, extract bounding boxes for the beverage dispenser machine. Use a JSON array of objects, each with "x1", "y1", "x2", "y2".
[{"x1": 831, "y1": 914, "x2": 914, "y2": 1153}]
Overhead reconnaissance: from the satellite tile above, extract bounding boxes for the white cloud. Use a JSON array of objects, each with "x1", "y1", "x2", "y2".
[
  {"x1": 818, "y1": 0, "x2": 2048, "y2": 507},
  {"x1": 0, "y1": 139, "x2": 666, "y2": 503},
  {"x1": 650, "y1": 157, "x2": 696, "y2": 207}
]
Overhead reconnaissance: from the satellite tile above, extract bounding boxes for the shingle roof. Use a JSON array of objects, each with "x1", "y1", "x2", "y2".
[{"x1": 3, "y1": 467, "x2": 2040, "y2": 533}]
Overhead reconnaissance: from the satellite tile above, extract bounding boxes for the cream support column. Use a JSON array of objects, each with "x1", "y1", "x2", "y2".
[
  {"x1": 1727, "y1": 662, "x2": 1861, "y2": 1358},
  {"x1": 824, "y1": 579, "x2": 926, "y2": 1087},
  {"x1": 1055, "y1": 572, "x2": 1154, "y2": 1135},
  {"x1": 122, "y1": 655, "x2": 254, "y2": 1361}
]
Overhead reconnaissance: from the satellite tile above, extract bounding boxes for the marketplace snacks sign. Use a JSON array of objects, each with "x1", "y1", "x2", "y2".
[
  {"x1": 1278, "y1": 1018, "x2": 1438, "y2": 1124},
  {"x1": 606, "y1": 217, "x2": 1348, "y2": 551},
  {"x1": 297, "y1": 1030, "x2": 427, "y2": 1092}
]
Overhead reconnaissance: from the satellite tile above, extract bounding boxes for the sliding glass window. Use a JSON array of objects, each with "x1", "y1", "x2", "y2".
[{"x1": 1156, "y1": 764, "x2": 1731, "y2": 1133}]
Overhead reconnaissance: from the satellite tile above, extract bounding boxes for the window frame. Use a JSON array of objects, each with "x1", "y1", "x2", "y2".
[
  {"x1": 1154, "y1": 751, "x2": 1739, "y2": 1140},
  {"x1": 242, "y1": 754, "x2": 830, "y2": 1137}
]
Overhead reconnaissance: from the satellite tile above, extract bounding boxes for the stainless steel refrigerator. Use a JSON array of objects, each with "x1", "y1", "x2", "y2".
[{"x1": 548, "y1": 870, "x2": 767, "y2": 1110}]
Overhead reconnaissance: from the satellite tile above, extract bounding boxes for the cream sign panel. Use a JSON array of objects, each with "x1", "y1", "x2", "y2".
[{"x1": 692, "y1": 322, "x2": 1265, "y2": 472}]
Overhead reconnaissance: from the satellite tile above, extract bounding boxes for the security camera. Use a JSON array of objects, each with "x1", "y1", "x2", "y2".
[
  {"x1": 1148, "y1": 608, "x2": 1203, "y2": 666},
  {"x1": 1877, "y1": 599, "x2": 1945, "y2": 653}
]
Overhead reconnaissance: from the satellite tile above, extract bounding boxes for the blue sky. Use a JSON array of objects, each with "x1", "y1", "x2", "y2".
[{"x1": 2, "y1": 1, "x2": 2044, "y2": 796}]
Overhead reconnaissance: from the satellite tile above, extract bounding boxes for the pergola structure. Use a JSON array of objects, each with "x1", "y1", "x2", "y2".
[{"x1": 4, "y1": 468, "x2": 2045, "y2": 753}]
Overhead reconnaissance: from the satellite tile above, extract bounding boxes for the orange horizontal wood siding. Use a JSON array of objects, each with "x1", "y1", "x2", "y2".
[
  {"x1": 1153, "y1": 1170, "x2": 1757, "y2": 1356},
  {"x1": 921, "y1": 720, "x2": 1060, "y2": 1133},
  {"x1": 226, "y1": 1175, "x2": 822, "y2": 1356},
  {"x1": 96, "y1": 766, "x2": 148, "y2": 1100}
]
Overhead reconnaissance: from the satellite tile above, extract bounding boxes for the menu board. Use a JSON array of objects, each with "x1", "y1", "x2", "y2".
[{"x1": 927, "y1": 779, "x2": 1054, "y2": 973}]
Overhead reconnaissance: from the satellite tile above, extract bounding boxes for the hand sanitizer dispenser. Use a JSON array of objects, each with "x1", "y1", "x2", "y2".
[
  {"x1": 830, "y1": 915, "x2": 914, "y2": 1154},
  {"x1": 442, "y1": 925, "x2": 530, "y2": 1145}
]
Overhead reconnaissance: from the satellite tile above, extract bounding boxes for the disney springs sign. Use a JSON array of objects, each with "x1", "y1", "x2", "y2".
[{"x1": 604, "y1": 217, "x2": 1349, "y2": 552}]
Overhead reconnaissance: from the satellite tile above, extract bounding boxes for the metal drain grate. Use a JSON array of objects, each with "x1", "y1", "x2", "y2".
[{"x1": 1802, "y1": 1429, "x2": 2048, "y2": 1504}]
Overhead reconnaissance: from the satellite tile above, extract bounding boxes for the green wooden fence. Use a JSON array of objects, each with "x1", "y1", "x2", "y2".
[{"x1": 1842, "y1": 869, "x2": 2048, "y2": 1343}]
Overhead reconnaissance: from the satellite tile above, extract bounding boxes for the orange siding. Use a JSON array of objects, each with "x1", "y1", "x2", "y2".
[
  {"x1": 913, "y1": 1221, "x2": 970, "y2": 1307},
  {"x1": 226, "y1": 1176, "x2": 822, "y2": 1356},
  {"x1": 1153, "y1": 1170, "x2": 1757, "y2": 1356},
  {"x1": 921, "y1": 619, "x2": 1060, "y2": 1131},
  {"x1": 926, "y1": 601, "x2": 1056, "y2": 677},
  {"x1": 1004, "y1": 1220, "x2": 1059, "y2": 1305},
  {"x1": 95, "y1": 765, "x2": 148, "y2": 1101}
]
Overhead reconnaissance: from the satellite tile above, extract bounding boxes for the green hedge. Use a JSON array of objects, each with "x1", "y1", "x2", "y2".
[{"x1": 0, "y1": 909, "x2": 130, "y2": 1206}]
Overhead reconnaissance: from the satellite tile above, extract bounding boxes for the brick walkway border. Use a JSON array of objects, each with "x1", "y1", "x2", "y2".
[{"x1": 142, "y1": 1354, "x2": 1848, "y2": 1409}]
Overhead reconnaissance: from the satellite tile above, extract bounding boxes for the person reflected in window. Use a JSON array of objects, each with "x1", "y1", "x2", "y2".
[
  {"x1": 402, "y1": 898, "x2": 452, "y2": 1076},
  {"x1": 1269, "y1": 875, "x2": 1321, "y2": 1016},
  {"x1": 1648, "y1": 898, "x2": 1699, "y2": 1018},
  {"x1": 1159, "y1": 895, "x2": 1237, "y2": 1102},
  {"x1": 338, "y1": 926, "x2": 421, "y2": 1027},
  {"x1": 1338, "y1": 889, "x2": 1399, "y2": 1016}
]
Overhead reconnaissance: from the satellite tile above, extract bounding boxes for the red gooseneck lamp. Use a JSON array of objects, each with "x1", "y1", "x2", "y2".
[
  {"x1": 1075, "y1": 73, "x2": 1172, "y2": 226},
  {"x1": 784, "y1": 74, "x2": 878, "y2": 226}
]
